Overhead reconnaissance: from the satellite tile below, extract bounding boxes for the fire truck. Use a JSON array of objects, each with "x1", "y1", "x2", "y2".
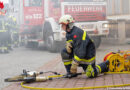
[{"x1": 20, "y1": 0, "x2": 109, "y2": 52}]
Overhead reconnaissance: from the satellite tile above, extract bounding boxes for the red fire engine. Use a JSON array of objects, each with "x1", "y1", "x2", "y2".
[{"x1": 20, "y1": 0, "x2": 109, "y2": 52}]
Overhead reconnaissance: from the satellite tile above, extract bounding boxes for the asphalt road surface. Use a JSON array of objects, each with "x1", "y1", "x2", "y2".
[{"x1": 0, "y1": 42, "x2": 130, "y2": 90}]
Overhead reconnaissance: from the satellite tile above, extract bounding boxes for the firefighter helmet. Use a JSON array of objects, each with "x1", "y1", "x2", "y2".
[{"x1": 59, "y1": 15, "x2": 75, "y2": 25}]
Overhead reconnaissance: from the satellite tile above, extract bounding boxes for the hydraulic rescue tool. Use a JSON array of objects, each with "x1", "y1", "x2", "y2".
[
  {"x1": 5, "y1": 69, "x2": 61, "y2": 83},
  {"x1": 5, "y1": 69, "x2": 84, "y2": 83},
  {"x1": 5, "y1": 69, "x2": 43, "y2": 82}
]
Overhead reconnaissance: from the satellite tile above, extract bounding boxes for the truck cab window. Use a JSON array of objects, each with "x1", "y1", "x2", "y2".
[
  {"x1": 51, "y1": 0, "x2": 60, "y2": 8},
  {"x1": 63, "y1": 0, "x2": 105, "y2": 2},
  {"x1": 24, "y1": 0, "x2": 42, "y2": 7},
  {"x1": 24, "y1": 0, "x2": 29, "y2": 6}
]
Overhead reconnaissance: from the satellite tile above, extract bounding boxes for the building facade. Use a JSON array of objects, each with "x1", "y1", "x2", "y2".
[
  {"x1": 106, "y1": 0, "x2": 130, "y2": 43},
  {"x1": 8, "y1": 0, "x2": 20, "y2": 24},
  {"x1": 107, "y1": 0, "x2": 130, "y2": 19}
]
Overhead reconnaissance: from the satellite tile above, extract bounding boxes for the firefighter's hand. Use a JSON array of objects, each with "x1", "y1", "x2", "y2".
[
  {"x1": 70, "y1": 60, "x2": 79, "y2": 74},
  {"x1": 66, "y1": 42, "x2": 73, "y2": 53}
]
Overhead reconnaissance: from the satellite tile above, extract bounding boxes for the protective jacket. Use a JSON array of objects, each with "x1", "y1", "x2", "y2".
[{"x1": 66, "y1": 26, "x2": 96, "y2": 64}]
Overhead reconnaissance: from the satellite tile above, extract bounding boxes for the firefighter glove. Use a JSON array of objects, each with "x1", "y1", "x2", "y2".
[
  {"x1": 70, "y1": 60, "x2": 79, "y2": 74},
  {"x1": 66, "y1": 42, "x2": 73, "y2": 54}
]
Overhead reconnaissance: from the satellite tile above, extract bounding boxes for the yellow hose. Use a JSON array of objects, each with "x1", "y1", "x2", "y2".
[
  {"x1": 21, "y1": 82, "x2": 130, "y2": 90},
  {"x1": 104, "y1": 72, "x2": 130, "y2": 74},
  {"x1": 21, "y1": 72, "x2": 130, "y2": 90},
  {"x1": 47, "y1": 75, "x2": 63, "y2": 78}
]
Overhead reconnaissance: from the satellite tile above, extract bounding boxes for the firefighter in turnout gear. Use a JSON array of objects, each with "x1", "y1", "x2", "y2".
[
  {"x1": 12, "y1": 29, "x2": 19, "y2": 48},
  {"x1": 11, "y1": 16, "x2": 19, "y2": 48},
  {"x1": 0, "y1": 20, "x2": 9, "y2": 53},
  {"x1": 5, "y1": 20, "x2": 13, "y2": 50},
  {"x1": 59, "y1": 15, "x2": 109, "y2": 78},
  {"x1": 5, "y1": 15, "x2": 18, "y2": 50}
]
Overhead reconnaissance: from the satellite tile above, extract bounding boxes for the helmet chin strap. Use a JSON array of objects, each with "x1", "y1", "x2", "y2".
[
  {"x1": 66, "y1": 23, "x2": 74, "y2": 33},
  {"x1": 66, "y1": 24, "x2": 71, "y2": 33}
]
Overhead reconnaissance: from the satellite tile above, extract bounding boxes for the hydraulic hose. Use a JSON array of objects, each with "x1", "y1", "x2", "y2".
[
  {"x1": 104, "y1": 72, "x2": 130, "y2": 74},
  {"x1": 21, "y1": 82, "x2": 130, "y2": 90}
]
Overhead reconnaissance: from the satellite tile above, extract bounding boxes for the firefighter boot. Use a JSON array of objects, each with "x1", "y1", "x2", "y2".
[
  {"x1": 8, "y1": 45, "x2": 13, "y2": 51},
  {"x1": 96, "y1": 60, "x2": 109, "y2": 74},
  {"x1": 86, "y1": 64, "x2": 95, "y2": 78},
  {"x1": 64, "y1": 64, "x2": 78, "y2": 78},
  {"x1": 3, "y1": 46, "x2": 9, "y2": 53},
  {"x1": 0, "y1": 47, "x2": 2, "y2": 53}
]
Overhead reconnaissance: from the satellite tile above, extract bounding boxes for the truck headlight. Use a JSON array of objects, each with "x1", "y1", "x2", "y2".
[{"x1": 103, "y1": 23, "x2": 109, "y2": 28}]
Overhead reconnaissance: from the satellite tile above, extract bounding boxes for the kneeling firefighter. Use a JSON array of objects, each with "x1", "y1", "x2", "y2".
[{"x1": 59, "y1": 15, "x2": 109, "y2": 78}]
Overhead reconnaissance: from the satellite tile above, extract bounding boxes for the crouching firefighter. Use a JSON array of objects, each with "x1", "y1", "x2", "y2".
[{"x1": 59, "y1": 15, "x2": 109, "y2": 78}]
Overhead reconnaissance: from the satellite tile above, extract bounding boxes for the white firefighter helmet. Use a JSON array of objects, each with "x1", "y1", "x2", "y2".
[{"x1": 59, "y1": 15, "x2": 75, "y2": 25}]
